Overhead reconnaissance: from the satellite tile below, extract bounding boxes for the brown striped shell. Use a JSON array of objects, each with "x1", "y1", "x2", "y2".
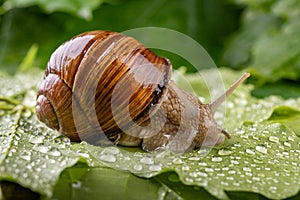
[
  {"x1": 36, "y1": 30, "x2": 250, "y2": 152},
  {"x1": 36, "y1": 31, "x2": 171, "y2": 144}
]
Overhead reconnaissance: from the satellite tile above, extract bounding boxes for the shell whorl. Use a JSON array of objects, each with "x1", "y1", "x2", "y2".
[{"x1": 36, "y1": 30, "x2": 172, "y2": 143}]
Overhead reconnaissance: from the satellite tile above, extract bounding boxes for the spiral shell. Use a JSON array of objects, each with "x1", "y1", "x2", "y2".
[{"x1": 36, "y1": 31, "x2": 171, "y2": 143}]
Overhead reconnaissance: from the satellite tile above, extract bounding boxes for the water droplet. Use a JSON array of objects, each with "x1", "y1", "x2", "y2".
[
  {"x1": 182, "y1": 165, "x2": 190, "y2": 171},
  {"x1": 218, "y1": 149, "x2": 233, "y2": 156},
  {"x1": 246, "y1": 149, "x2": 255, "y2": 155},
  {"x1": 76, "y1": 150, "x2": 90, "y2": 158},
  {"x1": 231, "y1": 160, "x2": 239, "y2": 165},
  {"x1": 99, "y1": 154, "x2": 116, "y2": 163},
  {"x1": 140, "y1": 157, "x2": 154, "y2": 165},
  {"x1": 184, "y1": 177, "x2": 194, "y2": 183},
  {"x1": 133, "y1": 164, "x2": 143, "y2": 171},
  {"x1": 222, "y1": 167, "x2": 229, "y2": 171},
  {"x1": 211, "y1": 157, "x2": 222, "y2": 162},
  {"x1": 102, "y1": 147, "x2": 120, "y2": 155},
  {"x1": 20, "y1": 155, "x2": 31, "y2": 161},
  {"x1": 29, "y1": 135, "x2": 44, "y2": 144},
  {"x1": 243, "y1": 167, "x2": 251, "y2": 172},
  {"x1": 269, "y1": 186, "x2": 277, "y2": 192},
  {"x1": 34, "y1": 145, "x2": 50, "y2": 154},
  {"x1": 236, "y1": 130, "x2": 245, "y2": 134},
  {"x1": 149, "y1": 165, "x2": 162, "y2": 171},
  {"x1": 198, "y1": 172, "x2": 208, "y2": 177},
  {"x1": 221, "y1": 181, "x2": 229, "y2": 186},
  {"x1": 189, "y1": 172, "x2": 198, "y2": 178},
  {"x1": 188, "y1": 157, "x2": 200, "y2": 161},
  {"x1": 268, "y1": 136, "x2": 279, "y2": 143},
  {"x1": 234, "y1": 143, "x2": 241, "y2": 147},
  {"x1": 198, "y1": 162, "x2": 207, "y2": 167},
  {"x1": 282, "y1": 151, "x2": 289, "y2": 156},
  {"x1": 284, "y1": 142, "x2": 291, "y2": 147},
  {"x1": 256, "y1": 145, "x2": 267, "y2": 154},
  {"x1": 228, "y1": 170, "x2": 236, "y2": 174},
  {"x1": 48, "y1": 149, "x2": 61, "y2": 157},
  {"x1": 72, "y1": 181, "x2": 82, "y2": 188},
  {"x1": 226, "y1": 176, "x2": 234, "y2": 181},
  {"x1": 197, "y1": 148, "x2": 209, "y2": 155},
  {"x1": 288, "y1": 136, "x2": 295, "y2": 141},
  {"x1": 205, "y1": 168, "x2": 214, "y2": 173},
  {"x1": 172, "y1": 158, "x2": 183, "y2": 165},
  {"x1": 233, "y1": 182, "x2": 240, "y2": 187},
  {"x1": 23, "y1": 173, "x2": 28, "y2": 178}
]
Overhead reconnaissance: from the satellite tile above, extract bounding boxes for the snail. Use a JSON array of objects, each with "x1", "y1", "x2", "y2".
[{"x1": 36, "y1": 30, "x2": 250, "y2": 153}]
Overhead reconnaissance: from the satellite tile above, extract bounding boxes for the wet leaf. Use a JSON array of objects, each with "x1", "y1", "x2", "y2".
[
  {"x1": 0, "y1": 72, "x2": 80, "y2": 198},
  {"x1": 1, "y1": 68, "x2": 300, "y2": 199}
]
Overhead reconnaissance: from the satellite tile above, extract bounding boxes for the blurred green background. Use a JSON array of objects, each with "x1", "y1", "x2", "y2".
[{"x1": 0, "y1": 0, "x2": 300, "y2": 98}]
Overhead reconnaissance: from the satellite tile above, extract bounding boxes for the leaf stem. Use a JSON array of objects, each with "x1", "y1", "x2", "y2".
[{"x1": 0, "y1": 96, "x2": 20, "y2": 106}]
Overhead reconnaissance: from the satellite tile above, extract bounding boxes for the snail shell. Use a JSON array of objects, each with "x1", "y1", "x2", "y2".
[{"x1": 36, "y1": 30, "x2": 250, "y2": 152}]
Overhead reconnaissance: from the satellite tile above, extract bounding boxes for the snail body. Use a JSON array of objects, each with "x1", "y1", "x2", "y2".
[{"x1": 36, "y1": 30, "x2": 249, "y2": 152}]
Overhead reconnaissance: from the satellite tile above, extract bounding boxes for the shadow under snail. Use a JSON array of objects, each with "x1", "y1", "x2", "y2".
[{"x1": 36, "y1": 30, "x2": 250, "y2": 153}]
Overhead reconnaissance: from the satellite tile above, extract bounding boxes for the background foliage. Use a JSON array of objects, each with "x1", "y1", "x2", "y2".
[{"x1": 0, "y1": 0, "x2": 300, "y2": 199}]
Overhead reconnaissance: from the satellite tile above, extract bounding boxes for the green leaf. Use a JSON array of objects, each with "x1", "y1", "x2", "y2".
[
  {"x1": 1, "y1": 0, "x2": 115, "y2": 20},
  {"x1": 250, "y1": 18, "x2": 300, "y2": 82},
  {"x1": 0, "y1": 72, "x2": 81, "y2": 198},
  {"x1": 18, "y1": 44, "x2": 38, "y2": 73},
  {"x1": 251, "y1": 80, "x2": 300, "y2": 99},
  {"x1": 53, "y1": 166, "x2": 163, "y2": 200},
  {"x1": 267, "y1": 106, "x2": 300, "y2": 137},
  {"x1": 0, "y1": 0, "x2": 242, "y2": 74},
  {"x1": 52, "y1": 165, "x2": 218, "y2": 200},
  {"x1": 80, "y1": 122, "x2": 300, "y2": 199},
  {"x1": 223, "y1": 10, "x2": 280, "y2": 68},
  {"x1": 225, "y1": 0, "x2": 300, "y2": 84},
  {"x1": 1, "y1": 68, "x2": 300, "y2": 199}
]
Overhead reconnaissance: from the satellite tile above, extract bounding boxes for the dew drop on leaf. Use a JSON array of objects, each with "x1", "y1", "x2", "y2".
[
  {"x1": 140, "y1": 157, "x2": 154, "y2": 165},
  {"x1": 231, "y1": 160, "x2": 239, "y2": 165},
  {"x1": 48, "y1": 149, "x2": 61, "y2": 157},
  {"x1": 211, "y1": 157, "x2": 222, "y2": 162},
  {"x1": 268, "y1": 135, "x2": 279, "y2": 143},
  {"x1": 205, "y1": 168, "x2": 214, "y2": 173},
  {"x1": 102, "y1": 146, "x2": 120, "y2": 155},
  {"x1": 218, "y1": 149, "x2": 233, "y2": 156},
  {"x1": 198, "y1": 162, "x2": 207, "y2": 167},
  {"x1": 149, "y1": 164, "x2": 162, "y2": 171},
  {"x1": 20, "y1": 154, "x2": 31, "y2": 161},
  {"x1": 72, "y1": 181, "x2": 82, "y2": 188},
  {"x1": 243, "y1": 167, "x2": 251, "y2": 172},
  {"x1": 182, "y1": 165, "x2": 190, "y2": 171},
  {"x1": 76, "y1": 150, "x2": 90, "y2": 158},
  {"x1": 256, "y1": 145, "x2": 268, "y2": 154},
  {"x1": 246, "y1": 149, "x2": 256, "y2": 155},
  {"x1": 283, "y1": 142, "x2": 291, "y2": 147},
  {"x1": 188, "y1": 156, "x2": 200, "y2": 161},
  {"x1": 99, "y1": 154, "x2": 116, "y2": 163},
  {"x1": 198, "y1": 172, "x2": 208, "y2": 177},
  {"x1": 288, "y1": 136, "x2": 295, "y2": 141},
  {"x1": 29, "y1": 135, "x2": 44, "y2": 144},
  {"x1": 34, "y1": 145, "x2": 51, "y2": 154},
  {"x1": 172, "y1": 158, "x2": 183, "y2": 165},
  {"x1": 133, "y1": 164, "x2": 143, "y2": 171}
]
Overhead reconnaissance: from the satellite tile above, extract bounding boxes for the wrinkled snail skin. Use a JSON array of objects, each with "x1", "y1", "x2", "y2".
[{"x1": 36, "y1": 30, "x2": 250, "y2": 153}]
